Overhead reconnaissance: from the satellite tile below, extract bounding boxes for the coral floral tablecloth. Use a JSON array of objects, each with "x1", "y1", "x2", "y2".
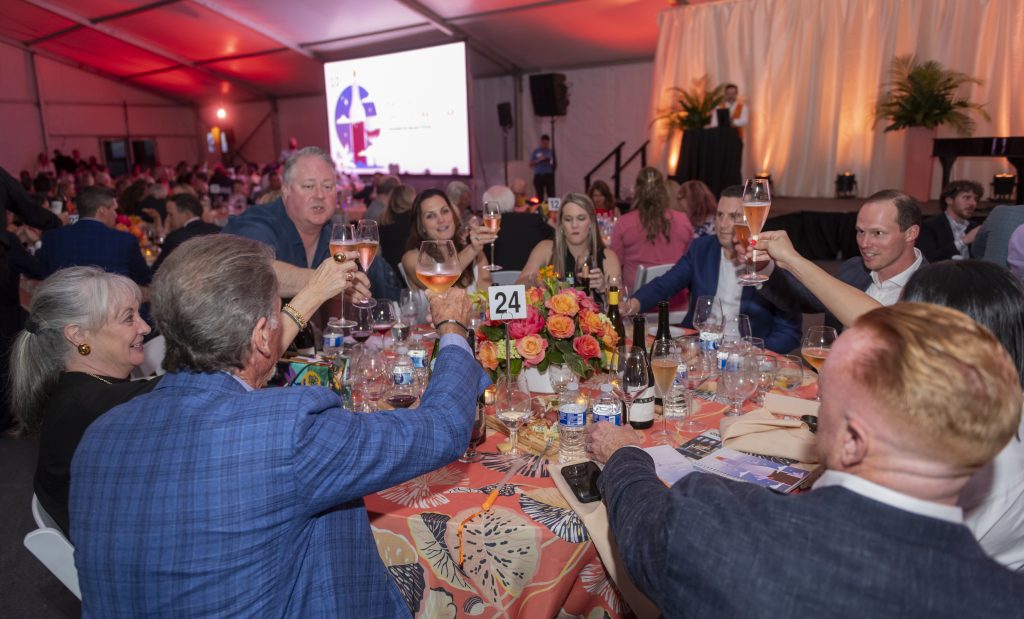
[{"x1": 365, "y1": 373, "x2": 820, "y2": 619}]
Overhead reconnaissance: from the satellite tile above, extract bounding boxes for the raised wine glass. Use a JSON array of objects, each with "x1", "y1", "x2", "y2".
[
  {"x1": 330, "y1": 223, "x2": 358, "y2": 328},
  {"x1": 481, "y1": 201, "x2": 502, "y2": 272},
  {"x1": 353, "y1": 220, "x2": 379, "y2": 309},
  {"x1": 802, "y1": 325, "x2": 837, "y2": 401},
  {"x1": 650, "y1": 339, "x2": 679, "y2": 444},
  {"x1": 415, "y1": 240, "x2": 461, "y2": 297},
  {"x1": 738, "y1": 178, "x2": 771, "y2": 285},
  {"x1": 676, "y1": 336, "x2": 709, "y2": 432},
  {"x1": 733, "y1": 214, "x2": 755, "y2": 282}
]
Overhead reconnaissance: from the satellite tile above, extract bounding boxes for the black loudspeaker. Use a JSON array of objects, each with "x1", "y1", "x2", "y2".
[
  {"x1": 497, "y1": 102, "x2": 513, "y2": 129},
  {"x1": 529, "y1": 73, "x2": 569, "y2": 116}
]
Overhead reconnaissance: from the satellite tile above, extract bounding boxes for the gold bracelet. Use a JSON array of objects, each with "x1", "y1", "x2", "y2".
[{"x1": 281, "y1": 303, "x2": 307, "y2": 330}]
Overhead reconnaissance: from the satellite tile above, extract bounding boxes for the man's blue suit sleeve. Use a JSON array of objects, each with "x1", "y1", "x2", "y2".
[{"x1": 291, "y1": 342, "x2": 489, "y2": 514}]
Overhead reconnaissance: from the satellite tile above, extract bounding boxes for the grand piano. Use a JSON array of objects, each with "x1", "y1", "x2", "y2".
[{"x1": 933, "y1": 137, "x2": 1024, "y2": 201}]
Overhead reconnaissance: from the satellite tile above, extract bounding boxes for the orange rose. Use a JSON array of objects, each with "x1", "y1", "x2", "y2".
[
  {"x1": 546, "y1": 291, "x2": 580, "y2": 317},
  {"x1": 546, "y1": 314, "x2": 576, "y2": 339},
  {"x1": 516, "y1": 334, "x2": 549, "y2": 367},
  {"x1": 477, "y1": 339, "x2": 499, "y2": 371},
  {"x1": 579, "y1": 309, "x2": 605, "y2": 335},
  {"x1": 600, "y1": 330, "x2": 620, "y2": 350},
  {"x1": 572, "y1": 334, "x2": 602, "y2": 360},
  {"x1": 526, "y1": 286, "x2": 545, "y2": 307}
]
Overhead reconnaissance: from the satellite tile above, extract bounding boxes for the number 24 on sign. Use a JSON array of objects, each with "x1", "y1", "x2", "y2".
[{"x1": 488, "y1": 285, "x2": 527, "y2": 320}]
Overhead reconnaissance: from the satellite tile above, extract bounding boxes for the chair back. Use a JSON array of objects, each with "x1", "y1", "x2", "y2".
[
  {"x1": 24, "y1": 494, "x2": 81, "y2": 599},
  {"x1": 490, "y1": 270, "x2": 522, "y2": 286},
  {"x1": 635, "y1": 263, "x2": 674, "y2": 289}
]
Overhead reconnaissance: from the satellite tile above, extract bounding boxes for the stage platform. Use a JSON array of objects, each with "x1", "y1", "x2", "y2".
[{"x1": 767, "y1": 196, "x2": 944, "y2": 218}]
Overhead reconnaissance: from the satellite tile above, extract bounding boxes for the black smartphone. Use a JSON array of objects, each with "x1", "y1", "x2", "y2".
[{"x1": 560, "y1": 461, "x2": 602, "y2": 503}]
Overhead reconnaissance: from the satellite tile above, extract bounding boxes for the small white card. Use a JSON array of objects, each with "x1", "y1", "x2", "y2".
[
  {"x1": 547, "y1": 197, "x2": 561, "y2": 212},
  {"x1": 488, "y1": 285, "x2": 528, "y2": 320}
]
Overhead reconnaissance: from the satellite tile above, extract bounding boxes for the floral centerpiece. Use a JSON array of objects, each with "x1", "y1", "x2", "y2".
[{"x1": 470, "y1": 266, "x2": 621, "y2": 382}]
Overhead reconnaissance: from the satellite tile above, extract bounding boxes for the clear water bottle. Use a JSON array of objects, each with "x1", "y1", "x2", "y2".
[
  {"x1": 407, "y1": 335, "x2": 429, "y2": 393},
  {"x1": 591, "y1": 383, "x2": 622, "y2": 426},
  {"x1": 322, "y1": 318, "x2": 345, "y2": 357},
  {"x1": 558, "y1": 382, "x2": 589, "y2": 464}
]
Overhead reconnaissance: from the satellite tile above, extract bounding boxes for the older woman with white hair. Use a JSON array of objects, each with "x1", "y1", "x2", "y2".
[{"x1": 10, "y1": 253, "x2": 360, "y2": 535}]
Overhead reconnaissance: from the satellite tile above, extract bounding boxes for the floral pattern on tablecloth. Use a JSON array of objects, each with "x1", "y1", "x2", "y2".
[
  {"x1": 520, "y1": 487, "x2": 590, "y2": 543},
  {"x1": 377, "y1": 464, "x2": 469, "y2": 508},
  {"x1": 480, "y1": 451, "x2": 550, "y2": 478}
]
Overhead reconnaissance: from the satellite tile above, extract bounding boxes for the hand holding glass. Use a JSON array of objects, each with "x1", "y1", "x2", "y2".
[
  {"x1": 330, "y1": 223, "x2": 359, "y2": 327},
  {"x1": 738, "y1": 178, "x2": 771, "y2": 285},
  {"x1": 481, "y1": 201, "x2": 502, "y2": 272}
]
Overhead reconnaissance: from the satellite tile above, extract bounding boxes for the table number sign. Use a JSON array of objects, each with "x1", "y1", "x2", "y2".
[{"x1": 487, "y1": 285, "x2": 527, "y2": 320}]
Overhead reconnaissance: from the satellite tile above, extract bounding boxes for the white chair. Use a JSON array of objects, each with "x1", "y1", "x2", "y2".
[
  {"x1": 634, "y1": 263, "x2": 674, "y2": 289},
  {"x1": 131, "y1": 334, "x2": 166, "y2": 379},
  {"x1": 490, "y1": 270, "x2": 521, "y2": 286},
  {"x1": 24, "y1": 494, "x2": 81, "y2": 599}
]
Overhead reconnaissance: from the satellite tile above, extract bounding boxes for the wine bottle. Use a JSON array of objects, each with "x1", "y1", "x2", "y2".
[
  {"x1": 629, "y1": 314, "x2": 655, "y2": 429},
  {"x1": 650, "y1": 301, "x2": 671, "y2": 407},
  {"x1": 606, "y1": 287, "x2": 627, "y2": 343}
]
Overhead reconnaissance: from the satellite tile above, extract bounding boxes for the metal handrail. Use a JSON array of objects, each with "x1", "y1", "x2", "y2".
[{"x1": 584, "y1": 141, "x2": 624, "y2": 197}]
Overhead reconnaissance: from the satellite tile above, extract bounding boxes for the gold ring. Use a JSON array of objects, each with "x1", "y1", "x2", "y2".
[
  {"x1": 346, "y1": 272, "x2": 353, "y2": 281},
  {"x1": 333, "y1": 253, "x2": 345, "y2": 263}
]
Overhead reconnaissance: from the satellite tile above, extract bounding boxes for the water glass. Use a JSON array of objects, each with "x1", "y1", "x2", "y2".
[
  {"x1": 753, "y1": 354, "x2": 778, "y2": 406},
  {"x1": 775, "y1": 354, "x2": 804, "y2": 391},
  {"x1": 720, "y1": 352, "x2": 758, "y2": 416},
  {"x1": 548, "y1": 364, "x2": 573, "y2": 396}
]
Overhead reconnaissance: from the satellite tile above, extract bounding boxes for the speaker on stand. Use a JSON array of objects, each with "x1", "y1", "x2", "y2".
[
  {"x1": 497, "y1": 102, "x2": 513, "y2": 186},
  {"x1": 529, "y1": 73, "x2": 569, "y2": 198}
]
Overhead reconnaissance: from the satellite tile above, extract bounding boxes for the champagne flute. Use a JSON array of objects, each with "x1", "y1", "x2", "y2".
[
  {"x1": 481, "y1": 201, "x2": 502, "y2": 272},
  {"x1": 676, "y1": 336, "x2": 709, "y2": 432},
  {"x1": 650, "y1": 340, "x2": 679, "y2": 444},
  {"x1": 733, "y1": 215, "x2": 755, "y2": 282},
  {"x1": 738, "y1": 178, "x2": 771, "y2": 285},
  {"x1": 802, "y1": 326, "x2": 837, "y2": 401},
  {"x1": 353, "y1": 220, "x2": 379, "y2": 309},
  {"x1": 330, "y1": 223, "x2": 358, "y2": 328},
  {"x1": 415, "y1": 240, "x2": 461, "y2": 296}
]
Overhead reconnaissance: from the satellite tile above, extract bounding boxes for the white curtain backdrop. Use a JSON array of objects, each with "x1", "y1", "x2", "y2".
[{"x1": 649, "y1": 0, "x2": 1024, "y2": 198}]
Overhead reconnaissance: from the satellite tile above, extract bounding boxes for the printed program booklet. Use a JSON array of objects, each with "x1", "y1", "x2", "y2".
[
  {"x1": 676, "y1": 430, "x2": 723, "y2": 460},
  {"x1": 693, "y1": 447, "x2": 810, "y2": 494}
]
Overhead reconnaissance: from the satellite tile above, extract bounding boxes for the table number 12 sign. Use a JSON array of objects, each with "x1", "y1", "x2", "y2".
[{"x1": 488, "y1": 285, "x2": 528, "y2": 320}]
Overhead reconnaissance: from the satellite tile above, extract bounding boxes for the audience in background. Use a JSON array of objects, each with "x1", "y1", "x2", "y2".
[
  {"x1": 589, "y1": 180, "x2": 620, "y2": 217},
  {"x1": 677, "y1": 179, "x2": 718, "y2": 237},
  {"x1": 152, "y1": 193, "x2": 220, "y2": 271},
  {"x1": 611, "y1": 167, "x2": 694, "y2": 300},
  {"x1": 446, "y1": 180, "x2": 473, "y2": 219},
  {"x1": 379, "y1": 184, "x2": 416, "y2": 274},
  {"x1": 403, "y1": 189, "x2": 494, "y2": 293},
  {"x1": 971, "y1": 202, "x2": 1024, "y2": 267},
  {"x1": 364, "y1": 175, "x2": 400, "y2": 222},
  {"x1": 918, "y1": 180, "x2": 982, "y2": 262}
]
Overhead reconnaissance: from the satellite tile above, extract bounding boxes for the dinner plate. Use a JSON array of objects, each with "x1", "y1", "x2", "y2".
[{"x1": 647, "y1": 325, "x2": 689, "y2": 338}]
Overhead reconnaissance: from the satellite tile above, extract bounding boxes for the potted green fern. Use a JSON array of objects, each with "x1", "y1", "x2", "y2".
[
  {"x1": 874, "y1": 55, "x2": 989, "y2": 200},
  {"x1": 656, "y1": 75, "x2": 727, "y2": 130}
]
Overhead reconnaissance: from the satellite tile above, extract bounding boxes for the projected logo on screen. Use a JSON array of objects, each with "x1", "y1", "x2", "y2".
[{"x1": 334, "y1": 77, "x2": 380, "y2": 169}]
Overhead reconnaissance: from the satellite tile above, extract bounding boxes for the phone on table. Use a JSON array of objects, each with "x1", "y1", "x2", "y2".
[{"x1": 561, "y1": 461, "x2": 602, "y2": 503}]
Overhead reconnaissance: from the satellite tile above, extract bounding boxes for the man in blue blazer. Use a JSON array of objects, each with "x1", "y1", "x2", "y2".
[
  {"x1": 70, "y1": 235, "x2": 488, "y2": 618},
  {"x1": 36, "y1": 186, "x2": 152, "y2": 286},
  {"x1": 625, "y1": 185, "x2": 800, "y2": 354},
  {"x1": 589, "y1": 303, "x2": 1024, "y2": 617}
]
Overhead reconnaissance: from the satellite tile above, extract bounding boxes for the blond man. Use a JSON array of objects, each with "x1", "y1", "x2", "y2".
[{"x1": 590, "y1": 303, "x2": 1023, "y2": 617}]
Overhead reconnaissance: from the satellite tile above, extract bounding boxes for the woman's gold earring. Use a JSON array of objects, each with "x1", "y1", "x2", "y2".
[{"x1": 77, "y1": 343, "x2": 91, "y2": 356}]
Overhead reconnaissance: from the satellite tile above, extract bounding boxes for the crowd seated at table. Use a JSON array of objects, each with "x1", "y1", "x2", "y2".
[{"x1": 5, "y1": 146, "x2": 1024, "y2": 616}]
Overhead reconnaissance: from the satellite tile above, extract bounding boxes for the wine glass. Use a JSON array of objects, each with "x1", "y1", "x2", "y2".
[
  {"x1": 390, "y1": 301, "x2": 411, "y2": 346},
  {"x1": 350, "y1": 306, "x2": 373, "y2": 355},
  {"x1": 733, "y1": 214, "x2": 756, "y2": 282},
  {"x1": 776, "y1": 354, "x2": 805, "y2": 391},
  {"x1": 650, "y1": 340, "x2": 679, "y2": 444},
  {"x1": 353, "y1": 352, "x2": 387, "y2": 413},
  {"x1": 617, "y1": 346, "x2": 650, "y2": 427},
  {"x1": 720, "y1": 351, "x2": 758, "y2": 416},
  {"x1": 494, "y1": 382, "x2": 533, "y2": 458},
  {"x1": 370, "y1": 300, "x2": 394, "y2": 350},
  {"x1": 548, "y1": 363, "x2": 573, "y2": 396},
  {"x1": 330, "y1": 223, "x2": 359, "y2": 328},
  {"x1": 743, "y1": 336, "x2": 766, "y2": 352},
  {"x1": 753, "y1": 354, "x2": 778, "y2": 406},
  {"x1": 353, "y1": 220, "x2": 379, "y2": 309},
  {"x1": 721, "y1": 314, "x2": 752, "y2": 354},
  {"x1": 399, "y1": 289, "x2": 418, "y2": 327},
  {"x1": 415, "y1": 240, "x2": 461, "y2": 297},
  {"x1": 481, "y1": 201, "x2": 502, "y2": 272},
  {"x1": 692, "y1": 296, "x2": 724, "y2": 358},
  {"x1": 738, "y1": 178, "x2": 771, "y2": 285},
  {"x1": 676, "y1": 336, "x2": 709, "y2": 432},
  {"x1": 802, "y1": 326, "x2": 837, "y2": 401}
]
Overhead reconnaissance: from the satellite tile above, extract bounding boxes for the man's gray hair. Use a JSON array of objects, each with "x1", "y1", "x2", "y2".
[
  {"x1": 482, "y1": 185, "x2": 515, "y2": 213},
  {"x1": 152, "y1": 235, "x2": 279, "y2": 373},
  {"x1": 282, "y1": 146, "x2": 335, "y2": 185},
  {"x1": 8, "y1": 267, "x2": 140, "y2": 433}
]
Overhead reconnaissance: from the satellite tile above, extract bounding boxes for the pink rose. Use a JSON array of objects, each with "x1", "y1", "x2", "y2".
[
  {"x1": 569, "y1": 287, "x2": 600, "y2": 313},
  {"x1": 546, "y1": 314, "x2": 576, "y2": 339},
  {"x1": 572, "y1": 334, "x2": 602, "y2": 360},
  {"x1": 516, "y1": 334, "x2": 549, "y2": 367},
  {"x1": 508, "y1": 305, "x2": 545, "y2": 339}
]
